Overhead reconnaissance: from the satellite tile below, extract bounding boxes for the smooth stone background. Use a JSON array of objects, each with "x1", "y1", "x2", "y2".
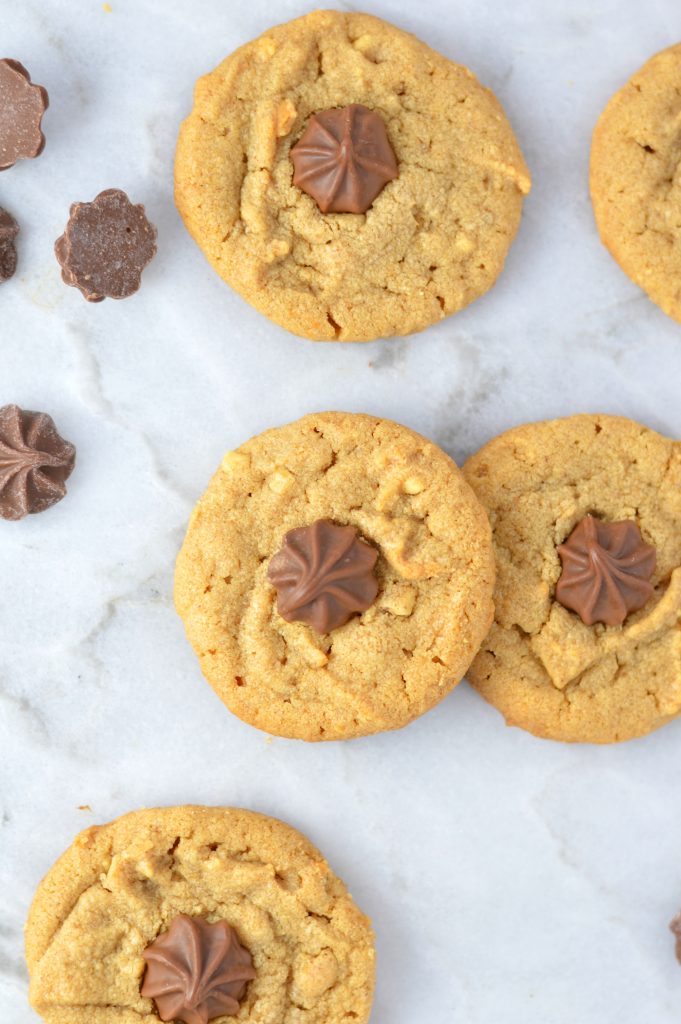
[{"x1": 2, "y1": 1, "x2": 681, "y2": 1021}]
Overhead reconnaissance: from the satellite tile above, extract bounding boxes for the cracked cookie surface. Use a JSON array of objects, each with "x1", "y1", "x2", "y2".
[
  {"x1": 26, "y1": 806, "x2": 375, "y2": 1024},
  {"x1": 463, "y1": 414, "x2": 681, "y2": 744},
  {"x1": 591, "y1": 42, "x2": 681, "y2": 323},
  {"x1": 174, "y1": 412, "x2": 495, "y2": 740},
  {"x1": 174, "y1": 9, "x2": 530, "y2": 342}
]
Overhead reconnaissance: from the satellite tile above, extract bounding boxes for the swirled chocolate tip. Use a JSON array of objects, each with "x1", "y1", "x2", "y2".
[
  {"x1": 555, "y1": 514, "x2": 656, "y2": 626},
  {"x1": 0, "y1": 404, "x2": 76, "y2": 521},
  {"x1": 291, "y1": 103, "x2": 398, "y2": 214},
  {"x1": 141, "y1": 914, "x2": 255, "y2": 1024},
  {"x1": 0, "y1": 207, "x2": 19, "y2": 282},
  {"x1": 55, "y1": 188, "x2": 157, "y2": 301},
  {"x1": 268, "y1": 518, "x2": 379, "y2": 633},
  {"x1": 670, "y1": 912, "x2": 681, "y2": 965},
  {"x1": 0, "y1": 59, "x2": 49, "y2": 170}
]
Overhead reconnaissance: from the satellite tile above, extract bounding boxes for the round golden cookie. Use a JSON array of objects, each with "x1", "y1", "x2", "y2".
[
  {"x1": 175, "y1": 9, "x2": 531, "y2": 342},
  {"x1": 175, "y1": 412, "x2": 495, "y2": 740},
  {"x1": 463, "y1": 414, "x2": 681, "y2": 744},
  {"x1": 591, "y1": 43, "x2": 681, "y2": 323},
  {"x1": 25, "y1": 805, "x2": 375, "y2": 1024}
]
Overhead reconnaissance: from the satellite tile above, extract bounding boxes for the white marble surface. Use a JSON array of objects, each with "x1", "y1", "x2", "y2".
[{"x1": 2, "y1": 0, "x2": 681, "y2": 1021}]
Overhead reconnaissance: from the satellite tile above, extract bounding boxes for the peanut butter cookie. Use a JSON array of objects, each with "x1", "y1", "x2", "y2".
[
  {"x1": 175, "y1": 412, "x2": 495, "y2": 740},
  {"x1": 591, "y1": 43, "x2": 681, "y2": 323},
  {"x1": 463, "y1": 415, "x2": 681, "y2": 744},
  {"x1": 26, "y1": 805, "x2": 375, "y2": 1024},
  {"x1": 175, "y1": 9, "x2": 530, "y2": 341}
]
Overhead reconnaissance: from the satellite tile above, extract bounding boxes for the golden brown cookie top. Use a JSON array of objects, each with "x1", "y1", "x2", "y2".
[
  {"x1": 590, "y1": 42, "x2": 681, "y2": 323},
  {"x1": 175, "y1": 412, "x2": 495, "y2": 740},
  {"x1": 175, "y1": 9, "x2": 530, "y2": 341},
  {"x1": 26, "y1": 806, "x2": 375, "y2": 1024},
  {"x1": 463, "y1": 414, "x2": 681, "y2": 744}
]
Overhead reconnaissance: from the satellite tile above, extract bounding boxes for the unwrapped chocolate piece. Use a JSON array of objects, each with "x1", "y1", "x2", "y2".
[
  {"x1": 291, "y1": 103, "x2": 398, "y2": 214},
  {"x1": 141, "y1": 914, "x2": 255, "y2": 1024},
  {"x1": 268, "y1": 518, "x2": 379, "y2": 632},
  {"x1": 0, "y1": 59, "x2": 49, "y2": 170},
  {"x1": 555, "y1": 514, "x2": 656, "y2": 626},
  {"x1": 0, "y1": 207, "x2": 19, "y2": 281},
  {"x1": 670, "y1": 912, "x2": 681, "y2": 964},
  {"x1": 0, "y1": 404, "x2": 76, "y2": 521},
  {"x1": 55, "y1": 188, "x2": 157, "y2": 301}
]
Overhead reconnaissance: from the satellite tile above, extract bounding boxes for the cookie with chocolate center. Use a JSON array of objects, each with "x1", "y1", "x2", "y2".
[
  {"x1": 463, "y1": 414, "x2": 681, "y2": 744},
  {"x1": 175, "y1": 411, "x2": 495, "y2": 740},
  {"x1": 25, "y1": 806, "x2": 374, "y2": 1024},
  {"x1": 175, "y1": 9, "x2": 530, "y2": 341}
]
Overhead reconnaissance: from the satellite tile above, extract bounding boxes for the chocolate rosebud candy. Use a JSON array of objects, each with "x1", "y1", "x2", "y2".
[
  {"x1": 555, "y1": 514, "x2": 656, "y2": 626},
  {"x1": 268, "y1": 518, "x2": 379, "y2": 633},
  {"x1": 670, "y1": 912, "x2": 681, "y2": 965},
  {"x1": 0, "y1": 59, "x2": 49, "y2": 170},
  {"x1": 141, "y1": 914, "x2": 255, "y2": 1024},
  {"x1": 55, "y1": 188, "x2": 157, "y2": 302},
  {"x1": 0, "y1": 404, "x2": 76, "y2": 521},
  {"x1": 291, "y1": 103, "x2": 398, "y2": 214},
  {"x1": 0, "y1": 207, "x2": 19, "y2": 282}
]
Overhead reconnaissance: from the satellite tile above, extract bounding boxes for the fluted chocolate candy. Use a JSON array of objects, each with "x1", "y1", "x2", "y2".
[
  {"x1": 0, "y1": 404, "x2": 76, "y2": 521},
  {"x1": 0, "y1": 207, "x2": 19, "y2": 282},
  {"x1": 268, "y1": 518, "x2": 379, "y2": 633},
  {"x1": 141, "y1": 915, "x2": 255, "y2": 1024},
  {"x1": 555, "y1": 514, "x2": 656, "y2": 626},
  {"x1": 670, "y1": 912, "x2": 681, "y2": 965},
  {"x1": 0, "y1": 59, "x2": 49, "y2": 170},
  {"x1": 291, "y1": 103, "x2": 398, "y2": 214},
  {"x1": 55, "y1": 189, "x2": 157, "y2": 301}
]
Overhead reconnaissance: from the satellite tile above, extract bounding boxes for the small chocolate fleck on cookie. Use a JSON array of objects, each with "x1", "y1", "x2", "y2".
[
  {"x1": 55, "y1": 189, "x2": 157, "y2": 301},
  {"x1": 0, "y1": 59, "x2": 49, "y2": 170},
  {"x1": 0, "y1": 404, "x2": 76, "y2": 521},
  {"x1": 0, "y1": 207, "x2": 19, "y2": 282}
]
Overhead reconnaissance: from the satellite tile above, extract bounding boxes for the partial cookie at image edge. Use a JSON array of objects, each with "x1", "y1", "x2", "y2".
[
  {"x1": 25, "y1": 805, "x2": 375, "y2": 1024},
  {"x1": 463, "y1": 413, "x2": 681, "y2": 744}
]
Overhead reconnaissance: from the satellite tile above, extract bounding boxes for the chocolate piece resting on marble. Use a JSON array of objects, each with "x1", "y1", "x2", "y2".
[
  {"x1": 291, "y1": 103, "x2": 398, "y2": 214},
  {"x1": 0, "y1": 59, "x2": 49, "y2": 170},
  {"x1": 670, "y1": 912, "x2": 681, "y2": 964},
  {"x1": 555, "y1": 514, "x2": 656, "y2": 627},
  {"x1": 0, "y1": 404, "x2": 76, "y2": 521},
  {"x1": 0, "y1": 207, "x2": 19, "y2": 281},
  {"x1": 268, "y1": 518, "x2": 379, "y2": 633},
  {"x1": 55, "y1": 188, "x2": 157, "y2": 302},
  {"x1": 141, "y1": 914, "x2": 255, "y2": 1024}
]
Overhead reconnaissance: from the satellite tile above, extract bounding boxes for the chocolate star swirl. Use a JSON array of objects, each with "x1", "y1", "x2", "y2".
[
  {"x1": 141, "y1": 915, "x2": 255, "y2": 1024},
  {"x1": 268, "y1": 518, "x2": 379, "y2": 633},
  {"x1": 555, "y1": 514, "x2": 656, "y2": 627},
  {"x1": 670, "y1": 912, "x2": 681, "y2": 965},
  {"x1": 291, "y1": 103, "x2": 398, "y2": 214},
  {"x1": 0, "y1": 404, "x2": 76, "y2": 521}
]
